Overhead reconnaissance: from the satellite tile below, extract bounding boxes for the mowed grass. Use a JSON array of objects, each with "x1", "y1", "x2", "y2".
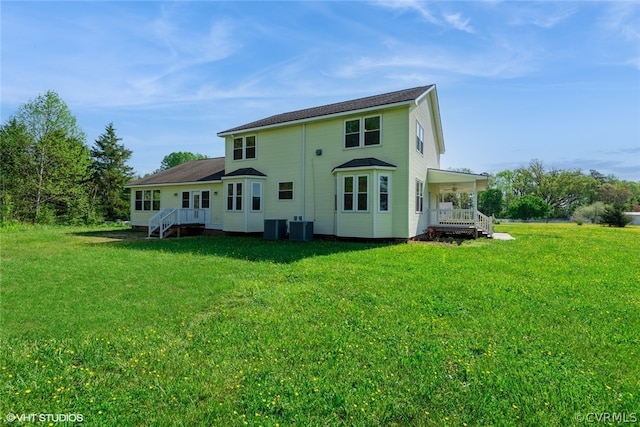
[{"x1": 1, "y1": 223, "x2": 638, "y2": 426}]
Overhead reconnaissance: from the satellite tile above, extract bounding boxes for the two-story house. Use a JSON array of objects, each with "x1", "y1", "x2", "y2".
[{"x1": 127, "y1": 85, "x2": 492, "y2": 239}]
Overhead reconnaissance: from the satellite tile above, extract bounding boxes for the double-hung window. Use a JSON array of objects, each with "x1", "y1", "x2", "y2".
[
  {"x1": 416, "y1": 179, "x2": 424, "y2": 213},
  {"x1": 278, "y1": 182, "x2": 294, "y2": 200},
  {"x1": 343, "y1": 175, "x2": 368, "y2": 212},
  {"x1": 227, "y1": 182, "x2": 243, "y2": 211},
  {"x1": 201, "y1": 191, "x2": 210, "y2": 209},
  {"x1": 344, "y1": 115, "x2": 381, "y2": 148},
  {"x1": 251, "y1": 182, "x2": 262, "y2": 212},
  {"x1": 416, "y1": 121, "x2": 424, "y2": 154},
  {"x1": 135, "y1": 190, "x2": 160, "y2": 211},
  {"x1": 233, "y1": 135, "x2": 256, "y2": 160},
  {"x1": 379, "y1": 175, "x2": 390, "y2": 212}
]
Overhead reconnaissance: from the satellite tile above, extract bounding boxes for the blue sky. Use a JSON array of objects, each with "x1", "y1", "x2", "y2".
[{"x1": 2, "y1": 1, "x2": 639, "y2": 180}]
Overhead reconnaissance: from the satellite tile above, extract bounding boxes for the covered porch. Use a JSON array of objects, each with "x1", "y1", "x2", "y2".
[{"x1": 427, "y1": 169, "x2": 493, "y2": 238}]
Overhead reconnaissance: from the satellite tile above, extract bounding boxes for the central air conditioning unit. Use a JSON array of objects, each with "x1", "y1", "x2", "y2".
[
  {"x1": 289, "y1": 221, "x2": 313, "y2": 241},
  {"x1": 264, "y1": 219, "x2": 288, "y2": 240}
]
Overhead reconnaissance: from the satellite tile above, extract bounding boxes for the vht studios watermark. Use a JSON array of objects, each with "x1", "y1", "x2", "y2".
[
  {"x1": 576, "y1": 412, "x2": 637, "y2": 424},
  {"x1": 5, "y1": 413, "x2": 84, "y2": 423}
]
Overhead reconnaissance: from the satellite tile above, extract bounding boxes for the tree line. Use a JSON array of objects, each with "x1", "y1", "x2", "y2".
[
  {"x1": 1, "y1": 91, "x2": 134, "y2": 225},
  {"x1": 0, "y1": 91, "x2": 213, "y2": 226},
  {"x1": 476, "y1": 160, "x2": 639, "y2": 225}
]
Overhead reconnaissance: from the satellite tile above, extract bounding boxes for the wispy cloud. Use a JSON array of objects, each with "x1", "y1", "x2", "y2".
[
  {"x1": 530, "y1": 7, "x2": 576, "y2": 28},
  {"x1": 328, "y1": 42, "x2": 536, "y2": 80},
  {"x1": 373, "y1": 0, "x2": 474, "y2": 33},
  {"x1": 443, "y1": 12, "x2": 474, "y2": 33},
  {"x1": 502, "y1": 3, "x2": 577, "y2": 28},
  {"x1": 600, "y1": 2, "x2": 640, "y2": 42},
  {"x1": 597, "y1": 2, "x2": 640, "y2": 70},
  {"x1": 1, "y1": 2, "x2": 243, "y2": 110},
  {"x1": 374, "y1": 0, "x2": 439, "y2": 24}
]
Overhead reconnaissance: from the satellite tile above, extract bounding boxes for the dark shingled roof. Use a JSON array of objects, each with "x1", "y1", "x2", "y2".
[
  {"x1": 224, "y1": 167, "x2": 267, "y2": 178},
  {"x1": 126, "y1": 157, "x2": 225, "y2": 186},
  {"x1": 333, "y1": 158, "x2": 397, "y2": 171},
  {"x1": 219, "y1": 85, "x2": 434, "y2": 135}
]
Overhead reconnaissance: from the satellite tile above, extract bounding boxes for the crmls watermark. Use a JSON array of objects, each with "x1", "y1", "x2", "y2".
[
  {"x1": 575, "y1": 412, "x2": 638, "y2": 424},
  {"x1": 5, "y1": 413, "x2": 84, "y2": 423}
]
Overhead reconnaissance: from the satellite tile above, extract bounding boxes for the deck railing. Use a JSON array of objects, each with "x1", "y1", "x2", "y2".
[
  {"x1": 428, "y1": 209, "x2": 493, "y2": 237},
  {"x1": 148, "y1": 208, "x2": 174, "y2": 238},
  {"x1": 148, "y1": 209, "x2": 208, "y2": 238},
  {"x1": 476, "y1": 211, "x2": 493, "y2": 237}
]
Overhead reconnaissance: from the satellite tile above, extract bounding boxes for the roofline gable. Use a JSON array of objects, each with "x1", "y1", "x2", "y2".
[
  {"x1": 217, "y1": 85, "x2": 434, "y2": 136},
  {"x1": 218, "y1": 100, "x2": 415, "y2": 137},
  {"x1": 125, "y1": 157, "x2": 225, "y2": 187},
  {"x1": 125, "y1": 180, "x2": 222, "y2": 188}
]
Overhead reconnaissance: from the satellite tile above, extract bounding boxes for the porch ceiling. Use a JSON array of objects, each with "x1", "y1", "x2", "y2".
[{"x1": 427, "y1": 169, "x2": 489, "y2": 193}]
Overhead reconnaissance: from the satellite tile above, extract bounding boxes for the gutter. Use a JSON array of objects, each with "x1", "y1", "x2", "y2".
[{"x1": 217, "y1": 100, "x2": 416, "y2": 137}]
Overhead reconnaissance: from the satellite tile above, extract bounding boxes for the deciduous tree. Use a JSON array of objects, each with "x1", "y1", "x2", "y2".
[
  {"x1": 507, "y1": 195, "x2": 550, "y2": 220},
  {"x1": 159, "y1": 151, "x2": 208, "y2": 171},
  {"x1": 1, "y1": 91, "x2": 91, "y2": 223}
]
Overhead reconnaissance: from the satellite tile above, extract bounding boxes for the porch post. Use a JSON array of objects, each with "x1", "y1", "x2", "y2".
[{"x1": 472, "y1": 180, "x2": 478, "y2": 216}]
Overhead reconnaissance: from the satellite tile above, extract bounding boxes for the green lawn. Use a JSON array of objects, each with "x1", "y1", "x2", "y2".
[{"x1": 1, "y1": 223, "x2": 638, "y2": 426}]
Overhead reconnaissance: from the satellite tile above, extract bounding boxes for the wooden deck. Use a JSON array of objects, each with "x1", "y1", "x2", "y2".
[{"x1": 427, "y1": 209, "x2": 493, "y2": 238}]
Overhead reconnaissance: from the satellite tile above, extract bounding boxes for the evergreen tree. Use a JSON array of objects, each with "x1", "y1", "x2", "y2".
[
  {"x1": 0, "y1": 119, "x2": 32, "y2": 223},
  {"x1": 90, "y1": 123, "x2": 134, "y2": 221}
]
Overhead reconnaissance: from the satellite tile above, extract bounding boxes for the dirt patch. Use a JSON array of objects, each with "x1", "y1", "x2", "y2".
[{"x1": 75, "y1": 229, "x2": 147, "y2": 243}]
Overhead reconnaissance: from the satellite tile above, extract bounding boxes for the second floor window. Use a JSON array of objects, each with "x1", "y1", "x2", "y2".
[
  {"x1": 416, "y1": 121, "x2": 424, "y2": 154},
  {"x1": 233, "y1": 135, "x2": 256, "y2": 160},
  {"x1": 344, "y1": 115, "x2": 381, "y2": 148}
]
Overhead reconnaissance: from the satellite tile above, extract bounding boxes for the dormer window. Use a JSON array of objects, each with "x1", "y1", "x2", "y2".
[
  {"x1": 344, "y1": 115, "x2": 381, "y2": 149},
  {"x1": 233, "y1": 135, "x2": 256, "y2": 160}
]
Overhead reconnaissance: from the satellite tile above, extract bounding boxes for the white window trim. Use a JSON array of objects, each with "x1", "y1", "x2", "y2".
[
  {"x1": 251, "y1": 182, "x2": 263, "y2": 212},
  {"x1": 135, "y1": 189, "x2": 160, "y2": 211},
  {"x1": 378, "y1": 174, "x2": 391, "y2": 213},
  {"x1": 277, "y1": 181, "x2": 295, "y2": 201},
  {"x1": 343, "y1": 115, "x2": 382, "y2": 149},
  {"x1": 416, "y1": 179, "x2": 424, "y2": 213},
  {"x1": 232, "y1": 135, "x2": 257, "y2": 161},
  {"x1": 342, "y1": 174, "x2": 369, "y2": 213},
  {"x1": 416, "y1": 121, "x2": 424, "y2": 155},
  {"x1": 226, "y1": 182, "x2": 243, "y2": 212}
]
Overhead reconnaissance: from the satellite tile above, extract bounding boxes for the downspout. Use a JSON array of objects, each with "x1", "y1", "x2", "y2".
[
  {"x1": 301, "y1": 124, "x2": 306, "y2": 221},
  {"x1": 244, "y1": 179, "x2": 249, "y2": 232},
  {"x1": 372, "y1": 171, "x2": 377, "y2": 238}
]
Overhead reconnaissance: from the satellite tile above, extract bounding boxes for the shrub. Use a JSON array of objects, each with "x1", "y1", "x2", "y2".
[
  {"x1": 573, "y1": 202, "x2": 605, "y2": 225},
  {"x1": 600, "y1": 204, "x2": 632, "y2": 227}
]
